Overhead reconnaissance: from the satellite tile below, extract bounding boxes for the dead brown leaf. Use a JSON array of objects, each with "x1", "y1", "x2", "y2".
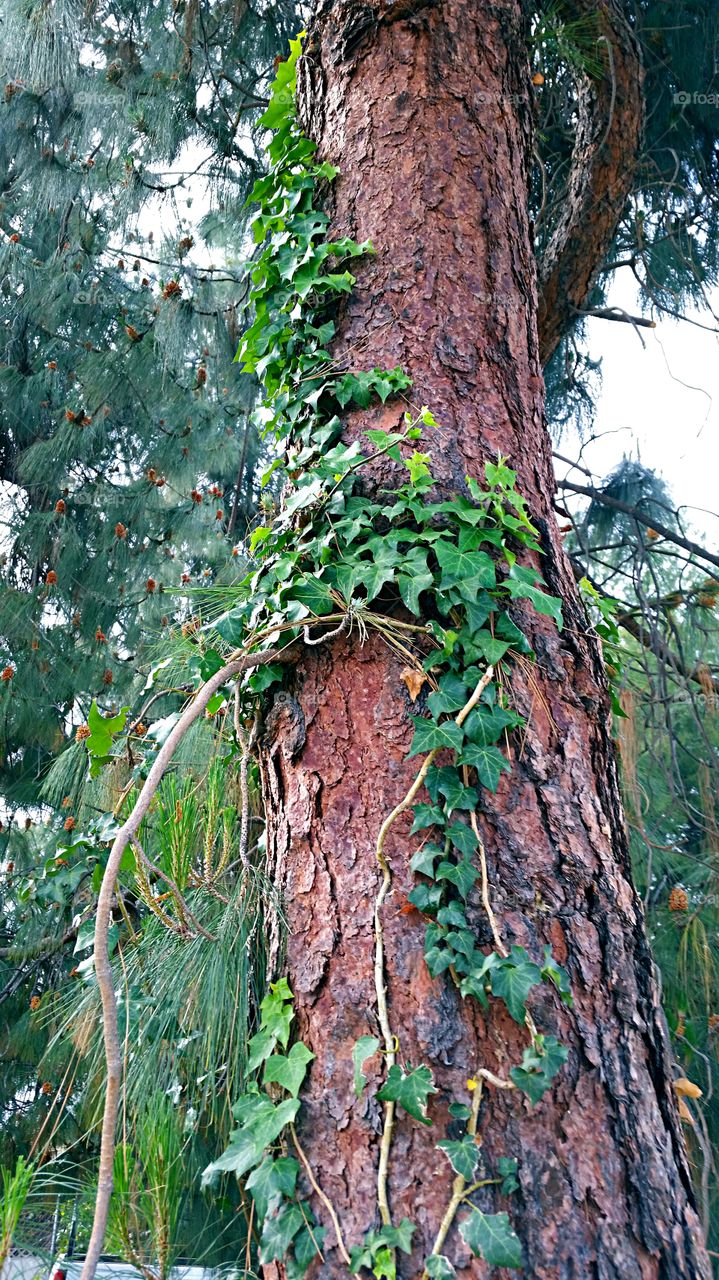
[{"x1": 400, "y1": 667, "x2": 426, "y2": 702}]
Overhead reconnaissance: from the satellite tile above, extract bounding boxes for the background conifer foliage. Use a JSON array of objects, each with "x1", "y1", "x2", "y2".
[{"x1": 0, "y1": 0, "x2": 302, "y2": 807}]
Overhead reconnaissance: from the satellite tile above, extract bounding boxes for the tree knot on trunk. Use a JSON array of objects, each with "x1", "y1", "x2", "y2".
[{"x1": 263, "y1": 690, "x2": 307, "y2": 761}]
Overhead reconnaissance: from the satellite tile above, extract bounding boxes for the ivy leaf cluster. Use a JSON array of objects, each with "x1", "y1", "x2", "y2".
[
  {"x1": 202, "y1": 979, "x2": 323, "y2": 1278},
  {"x1": 349, "y1": 1220, "x2": 415, "y2": 1279},
  {"x1": 190, "y1": 31, "x2": 576, "y2": 1277}
]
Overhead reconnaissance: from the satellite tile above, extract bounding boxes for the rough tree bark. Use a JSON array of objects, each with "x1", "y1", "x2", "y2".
[
  {"x1": 260, "y1": 2, "x2": 710, "y2": 1276},
  {"x1": 537, "y1": 0, "x2": 644, "y2": 366}
]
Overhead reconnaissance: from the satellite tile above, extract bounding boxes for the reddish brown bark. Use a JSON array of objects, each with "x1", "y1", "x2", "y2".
[
  {"x1": 537, "y1": 0, "x2": 644, "y2": 366},
  {"x1": 261, "y1": 3, "x2": 710, "y2": 1276}
]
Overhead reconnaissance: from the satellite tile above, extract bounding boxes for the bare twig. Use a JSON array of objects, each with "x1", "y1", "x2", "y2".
[
  {"x1": 558, "y1": 478, "x2": 719, "y2": 573},
  {"x1": 576, "y1": 306, "x2": 655, "y2": 328},
  {"x1": 469, "y1": 812, "x2": 507, "y2": 959},
  {"x1": 303, "y1": 610, "x2": 352, "y2": 646}
]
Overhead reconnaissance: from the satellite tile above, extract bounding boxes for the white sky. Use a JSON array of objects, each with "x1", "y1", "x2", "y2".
[{"x1": 555, "y1": 274, "x2": 719, "y2": 544}]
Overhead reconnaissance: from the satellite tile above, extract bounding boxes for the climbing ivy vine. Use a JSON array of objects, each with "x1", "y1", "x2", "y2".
[{"x1": 82, "y1": 32, "x2": 575, "y2": 1279}]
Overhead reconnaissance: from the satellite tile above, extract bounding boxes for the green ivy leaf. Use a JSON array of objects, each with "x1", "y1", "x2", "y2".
[
  {"x1": 506, "y1": 564, "x2": 563, "y2": 627},
  {"x1": 510, "y1": 1035, "x2": 568, "y2": 1105},
  {"x1": 364, "y1": 428, "x2": 405, "y2": 459},
  {"x1": 427, "y1": 674, "x2": 469, "y2": 717},
  {"x1": 86, "y1": 701, "x2": 129, "y2": 759},
  {"x1": 410, "y1": 802, "x2": 446, "y2": 834},
  {"x1": 409, "y1": 843, "x2": 443, "y2": 878},
  {"x1": 381, "y1": 1219, "x2": 415, "y2": 1253},
  {"x1": 426, "y1": 767, "x2": 479, "y2": 816},
  {"x1": 490, "y1": 947, "x2": 542, "y2": 1023},
  {"x1": 424, "y1": 942, "x2": 454, "y2": 977},
  {"x1": 465, "y1": 632, "x2": 511, "y2": 665},
  {"x1": 448, "y1": 1101, "x2": 472, "y2": 1121},
  {"x1": 260, "y1": 977, "x2": 294, "y2": 1048},
  {"x1": 245, "y1": 1155, "x2": 299, "y2": 1221},
  {"x1": 353, "y1": 1035, "x2": 380, "y2": 1096},
  {"x1": 437, "y1": 1136, "x2": 480, "y2": 1180},
  {"x1": 497, "y1": 1156, "x2": 520, "y2": 1194},
  {"x1": 457, "y1": 741, "x2": 510, "y2": 792},
  {"x1": 464, "y1": 703, "x2": 521, "y2": 746},
  {"x1": 246, "y1": 1028, "x2": 277, "y2": 1073},
  {"x1": 404, "y1": 451, "x2": 432, "y2": 486},
  {"x1": 434, "y1": 542, "x2": 496, "y2": 599},
  {"x1": 408, "y1": 882, "x2": 443, "y2": 913},
  {"x1": 292, "y1": 1224, "x2": 326, "y2": 1274},
  {"x1": 425, "y1": 1255, "x2": 456, "y2": 1278},
  {"x1": 445, "y1": 821, "x2": 477, "y2": 858},
  {"x1": 259, "y1": 1202, "x2": 305, "y2": 1264},
  {"x1": 202, "y1": 1092, "x2": 300, "y2": 1184},
  {"x1": 435, "y1": 856, "x2": 477, "y2": 900},
  {"x1": 376, "y1": 1063, "x2": 438, "y2": 1125},
  {"x1": 541, "y1": 946, "x2": 573, "y2": 1005},
  {"x1": 200, "y1": 1128, "x2": 263, "y2": 1185},
  {"x1": 437, "y1": 901, "x2": 468, "y2": 928},
  {"x1": 263, "y1": 1041, "x2": 315, "y2": 1097},
  {"x1": 397, "y1": 551, "x2": 434, "y2": 615},
  {"x1": 349, "y1": 1221, "x2": 414, "y2": 1277},
  {"x1": 408, "y1": 718, "x2": 465, "y2": 757},
  {"x1": 459, "y1": 1208, "x2": 523, "y2": 1269},
  {"x1": 289, "y1": 575, "x2": 335, "y2": 616}
]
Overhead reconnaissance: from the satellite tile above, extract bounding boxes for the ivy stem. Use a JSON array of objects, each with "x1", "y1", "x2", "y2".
[
  {"x1": 469, "y1": 777, "x2": 539, "y2": 1045},
  {"x1": 373, "y1": 667, "x2": 494, "y2": 1228},
  {"x1": 470, "y1": 811, "x2": 507, "y2": 959},
  {"x1": 424, "y1": 1078, "x2": 484, "y2": 1268},
  {"x1": 460, "y1": 1177, "x2": 502, "y2": 1199},
  {"x1": 290, "y1": 1124, "x2": 351, "y2": 1266}
]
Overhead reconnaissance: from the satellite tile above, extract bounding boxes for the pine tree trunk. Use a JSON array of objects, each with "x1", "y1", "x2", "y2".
[{"x1": 261, "y1": 2, "x2": 710, "y2": 1275}]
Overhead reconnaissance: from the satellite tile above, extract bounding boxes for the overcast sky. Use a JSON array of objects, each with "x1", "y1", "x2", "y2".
[{"x1": 555, "y1": 273, "x2": 719, "y2": 545}]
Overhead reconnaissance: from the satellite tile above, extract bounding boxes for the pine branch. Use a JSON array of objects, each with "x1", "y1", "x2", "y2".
[{"x1": 557, "y1": 478, "x2": 719, "y2": 573}]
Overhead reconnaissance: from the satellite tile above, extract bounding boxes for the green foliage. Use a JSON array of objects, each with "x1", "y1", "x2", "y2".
[
  {"x1": 1, "y1": 1156, "x2": 35, "y2": 1267},
  {"x1": 376, "y1": 1064, "x2": 439, "y2": 1127},
  {"x1": 353, "y1": 1035, "x2": 380, "y2": 1097},
  {"x1": 202, "y1": 982, "x2": 323, "y2": 1278},
  {"x1": 0, "y1": 0, "x2": 304, "y2": 811},
  {"x1": 349, "y1": 1221, "x2": 415, "y2": 1279},
  {"x1": 459, "y1": 1207, "x2": 523, "y2": 1269},
  {"x1": 107, "y1": 1099, "x2": 185, "y2": 1280}
]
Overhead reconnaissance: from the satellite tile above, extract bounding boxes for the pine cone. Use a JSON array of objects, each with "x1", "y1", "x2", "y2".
[{"x1": 669, "y1": 886, "x2": 689, "y2": 912}]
